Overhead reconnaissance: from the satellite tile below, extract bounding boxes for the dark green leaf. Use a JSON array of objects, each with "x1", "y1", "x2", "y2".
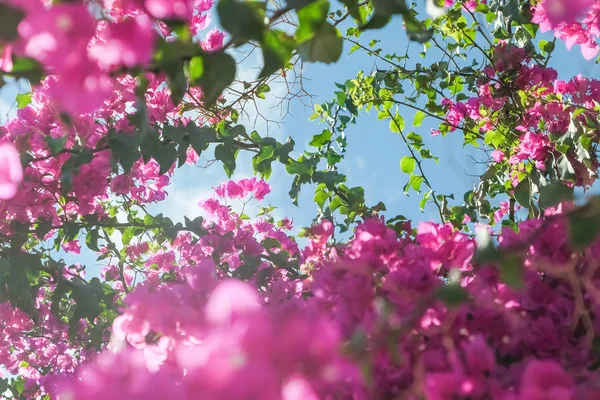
[
  {"x1": 0, "y1": 4, "x2": 24, "y2": 41},
  {"x1": 538, "y1": 181, "x2": 574, "y2": 209},
  {"x1": 164, "y1": 61, "x2": 187, "y2": 106},
  {"x1": 198, "y1": 52, "x2": 237, "y2": 106},
  {"x1": 188, "y1": 123, "x2": 217, "y2": 154},
  {"x1": 297, "y1": 23, "x2": 343, "y2": 64},
  {"x1": 10, "y1": 57, "x2": 43, "y2": 84},
  {"x1": 259, "y1": 30, "x2": 296, "y2": 78},
  {"x1": 568, "y1": 197, "x2": 600, "y2": 249},
  {"x1": 163, "y1": 125, "x2": 187, "y2": 144},
  {"x1": 215, "y1": 142, "x2": 238, "y2": 177},
  {"x1": 296, "y1": 0, "x2": 329, "y2": 42},
  {"x1": 109, "y1": 132, "x2": 141, "y2": 174},
  {"x1": 85, "y1": 230, "x2": 100, "y2": 252},
  {"x1": 513, "y1": 178, "x2": 530, "y2": 208},
  {"x1": 499, "y1": 256, "x2": 523, "y2": 289},
  {"x1": 184, "y1": 216, "x2": 208, "y2": 236},
  {"x1": 44, "y1": 135, "x2": 68, "y2": 155},
  {"x1": 435, "y1": 283, "x2": 470, "y2": 307},
  {"x1": 218, "y1": 0, "x2": 265, "y2": 41}
]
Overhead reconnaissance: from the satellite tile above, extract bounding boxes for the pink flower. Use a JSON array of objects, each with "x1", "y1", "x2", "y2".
[
  {"x1": 0, "y1": 45, "x2": 13, "y2": 73},
  {"x1": 200, "y1": 28, "x2": 225, "y2": 52},
  {"x1": 205, "y1": 280, "x2": 262, "y2": 326},
  {"x1": 195, "y1": 0, "x2": 214, "y2": 12},
  {"x1": 190, "y1": 11, "x2": 211, "y2": 36},
  {"x1": 253, "y1": 180, "x2": 271, "y2": 200},
  {"x1": 542, "y1": 0, "x2": 594, "y2": 26},
  {"x1": 491, "y1": 149, "x2": 505, "y2": 163},
  {"x1": 17, "y1": 3, "x2": 96, "y2": 72},
  {"x1": 61, "y1": 241, "x2": 81, "y2": 254},
  {"x1": 225, "y1": 180, "x2": 244, "y2": 198},
  {"x1": 143, "y1": 0, "x2": 196, "y2": 19},
  {"x1": 519, "y1": 360, "x2": 575, "y2": 400},
  {"x1": 46, "y1": 53, "x2": 112, "y2": 115},
  {"x1": 90, "y1": 15, "x2": 156, "y2": 69},
  {"x1": 0, "y1": 142, "x2": 23, "y2": 200},
  {"x1": 310, "y1": 219, "x2": 334, "y2": 244}
]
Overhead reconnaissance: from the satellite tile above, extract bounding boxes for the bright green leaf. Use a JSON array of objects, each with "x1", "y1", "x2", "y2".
[{"x1": 400, "y1": 156, "x2": 416, "y2": 174}]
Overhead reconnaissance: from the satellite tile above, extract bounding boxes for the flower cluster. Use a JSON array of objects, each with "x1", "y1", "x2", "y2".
[
  {"x1": 29, "y1": 194, "x2": 600, "y2": 399},
  {"x1": 437, "y1": 42, "x2": 600, "y2": 195},
  {"x1": 1, "y1": 0, "x2": 218, "y2": 114},
  {"x1": 532, "y1": 0, "x2": 600, "y2": 59},
  {"x1": 3, "y1": 0, "x2": 600, "y2": 399}
]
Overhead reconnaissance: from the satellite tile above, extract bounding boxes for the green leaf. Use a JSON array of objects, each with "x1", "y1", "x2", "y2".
[
  {"x1": 10, "y1": 57, "x2": 43, "y2": 84},
  {"x1": 109, "y1": 132, "x2": 141, "y2": 174},
  {"x1": 85, "y1": 229, "x2": 100, "y2": 252},
  {"x1": 188, "y1": 123, "x2": 217, "y2": 154},
  {"x1": 16, "y1": 93, "x2": 32, "y2": 109},
  {"x1": 5, "y1": 251, "x2": 42, "y2": 320},
  {"x1": 538, "y1": 181, "x2": 574, "y2": 209},
  {"x1": 406, "y1": 174, "x2": 424, "y2": 193},
  {"x1": 314, "y1": 188, "x2": 328, "y2": 207},
  {"x1": 198, "y1": 52, "x2": 237, "y2": 106},
  {"x1": 568, "y1": 197, "x2": 600, "y2": 249},
  {"x1": 296, "y1": 0, "x2": 330, "y2": 42},
  {"x1": 163, "y1": 125, "x2": 187, "y2": 144},
  {"x1": 259, "y1": 30, "x2": 296, "y2": 78},
  {"x1": 215, "y1": 142, "x2": 238, "y2": 177},
  {"x1": 70, "y1": 278, "x2": 103, "y2": 323},
  {"x1": 297, "y1": 23, "x2": 343, "y2": 64},
  {"x1": 435, "y1": 283, "x2": 470, "y2": 307},
  {"x1": 557, "y1": 154, "x2": 576, "y2": 181},
  {"x1": 59, "y1": 149, "x2": 94, "y2": 192},
  {"x1": 513, "y1": 178, "x2": 530, "y2": 208},
  {"x1": 361, "y1": 13, "x2": 391, "y2": 30},
  {"x1": 164, "y1": 61, "x2": 187, "y2": 106},
  {"x1": 0, "y1": 4, "x2": 24, "y2": 41},
  {"x1": 403, "y1": 14, "x2": 434, "y2": 43},
  {"x1": 309, "y1": 130, "x2": 332, "y2": 147},
  {"x1": 339, "y1": 0, "x2": 364, "y2": 22},
  {"x1": 262, "y1": 237, "x2": 282, "y2": 249},
  {"x1": 412, "y1": 111, "x2": 425, "y2": 127},
  {"x1": 44, "y1": 135, "x2": 68, "y2": 155},
  {"x1": 188, "y1": 56, "x2": 204, "y2": 84},
  {"x1": 499, "y1": 256, "x2": 523, "y2": 289},
  {"x1": 389, "y1": 113, "x2": 405, "y2": 132},
  {"x1": 154, "y1": 143, "x2": 178, "y2": 175},
  {"x1": 256, "y1": 83, "x2": 271, "y2": 99},
  {"x1": 484, "y1": 130, "x2": 504, "y2": 148},
  {"x1": 285, "y1": 158, "x2": 313, "y2": 176},
  {"x1": 400, "y1": 156, "x2": 415, "y2": 174},
  {"x1": 543, "y1": 40, "x2": 555, "y2": 53},
  {"x1": 218, "y1": 0, "x2": 265, "y2": 41},
  {"x1": 185, "y1": 216, "x2": 208, "y2": 236}
]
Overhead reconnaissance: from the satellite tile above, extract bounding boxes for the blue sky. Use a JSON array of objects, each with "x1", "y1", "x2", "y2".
[{"x1": 1, "y1": 8, "x2": 600, "y2": 274}]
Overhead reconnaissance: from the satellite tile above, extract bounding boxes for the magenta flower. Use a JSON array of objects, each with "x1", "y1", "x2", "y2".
[
  {"x1": 519, "y1": 360, "x2": 575, "y2": 400},
  {"x1": 201, "y1": 28, "x2": 225, "y2": 52},
  {"x1": 90, "y1": 15, "x2": 156, "y2": 69},
  {"x1": 61, "y1": 241, "x2": 81, "y2": 254},
  {"x1": 543, "y1": 0, "x2": 594, "y2": 26},
  {"x1": 0, "y1": 142, "x2": 23, "y2": 200},
  {"x1": 0, "y1": 45, "x2": 12, "y2": 73}
]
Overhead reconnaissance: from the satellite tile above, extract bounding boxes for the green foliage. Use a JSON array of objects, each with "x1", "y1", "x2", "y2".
[
  {"x1": 0, "y1": 4, "x2": 24, "y2": 41},
  {"x1": 218, "y1": 0, "x2": 266, "y2": 41},
  {"x1": 197, "y1": 52, "x2": 237, "y2": 106}
]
